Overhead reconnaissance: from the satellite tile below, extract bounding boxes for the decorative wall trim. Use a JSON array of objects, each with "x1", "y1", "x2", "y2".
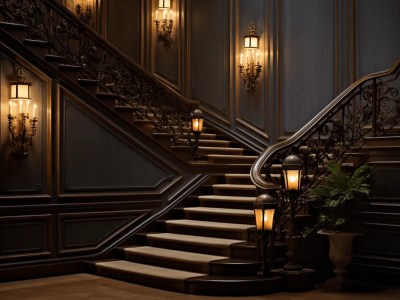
[
  {"x1": 57, "y1": 210, "x2": 149, "y2": 255},
  {"x1": 0, "y1": 214, "x2": 52, "y2": 261}
]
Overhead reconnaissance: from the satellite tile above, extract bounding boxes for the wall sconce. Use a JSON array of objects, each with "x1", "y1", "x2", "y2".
[
  {"x1": 74, "y1": 0, "x2": 93, "y2": 23},
  {"x1": 154, "y1": 1, "x2": 174, "y2": 48},
  {"x1": 7, "y1": 68, "x2": 38, "y2": 160},
  {"x1": 254, "y1": 193, "x2": 276, "y2": 277},
  {"x1": 239, "y1": 23, "x2": 262, "y2": 92},
  {"x1": 188, "y1": 108, "x2": 204, "y2": 160},
  {"x1": 281, "y1": 154, "x2": 304, "y2": 271}
]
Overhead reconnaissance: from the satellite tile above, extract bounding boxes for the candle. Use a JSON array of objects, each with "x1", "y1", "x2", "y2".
[
  {"x1": 256, "y1": 51, "x2": 259, "y2": 63},
  {"x1": 156, "y1": 10, "x2": 158, "y2": 20},
  {"x1": 170, "y1": 10, "x2": 173, "y2": 20},
  {"x1": 246, "y1": 50, "x2": 249, "y2": 64},
  {"x1": 9, "y1": 101, "x2": 11, "y2": 115},
  {"x1": 33, "y1": 104, "x2": 37, "y2": 118},
  {"x1": 163, "y1": 9, "x2": 166, "y2": 20},
  {"x1": 19, "y1": 100, "x2": 22, "y2": 114},
  {"x1": 240, "y1": 53, "x2": 243, "y2": 66},
  {"x1": 27, "y1": 100, "x2": 30, "y2": 115}
]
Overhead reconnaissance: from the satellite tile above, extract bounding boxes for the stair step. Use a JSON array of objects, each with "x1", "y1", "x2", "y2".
[
  {"x1": 23, "y1": 38, "x2": 49, "y2": 56},
  {"x1": 44, "y1": 54, "x2": 65, "y2": 62},
  {"x1": 96, "y1": 260, "x2": 205, "y2": 293},
  {"x1": 365, "y1": 135, "x2": 400, "y2": 147},
  {"x1": 77, "y1": 78, "x2": 99, "y2": 93},
  {"x1": 225, "y1": 173, "x2": 260, "y2": 184},
  {"x1": 207, "y1": 154, "x2": 258, "y2": 164},
  {"x1": 197, "y1": 139, "x2": 231, "y2": 147},
  {"x1": 198, "y1": 146, "x2": 244, "y2": 156},
  {"x1": 186, "y1": 274, "x2": 284, "y2": 295},
  {"x1": 183, "y1": 207, "x2": 255, "y2": 224},
  {"x1": 146, "y1": 233, "x2": 245, "y2": 256},
  {"x1": 212, "y1": 184, "x2": 257, "y2": 196},
  {"x1": 165, "y1": 219, "x2": 254, "y2": 239},
  {"x1": 198, "y1": 195, "x2": 256, "y2": 209},
  {"x1": 124, "y1": 246, "x2": 228, "y2": 273},
  {"x1": 0, "y1": 21, "x2": 28, "y2": 39}
]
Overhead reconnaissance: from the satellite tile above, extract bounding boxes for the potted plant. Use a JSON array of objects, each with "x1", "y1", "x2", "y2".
[{"x1": 305, "y1": 160, "x2": 371, "y2": 282}]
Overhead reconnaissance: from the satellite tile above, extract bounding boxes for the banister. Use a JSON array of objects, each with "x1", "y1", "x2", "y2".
[
  {"x1": 251, "y1": 57, "x2": 400, "y2": 190},
  {"x1": 0, "y1": 0, "x2": 199, "y2": 149}
]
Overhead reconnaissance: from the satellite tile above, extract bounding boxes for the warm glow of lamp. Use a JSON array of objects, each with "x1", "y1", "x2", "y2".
[
  {"x1": 244, "y1": 23, "x2": 259, "y2": 49},
  {"x1": 7, "y1": 68, "x2": 38, "y2": 160},
  {"x1": 254, "y1": 194, "x2": 276, "y2": 232},
  {"x1": 190, "y1": 108, "x2": 204, "y2": 133},
  {"x1": 282, "y1": 154, "x2": 303, "y2": 191},
  {"x1": 159, "y1": 0, "x2": 171, "y2": 8}
]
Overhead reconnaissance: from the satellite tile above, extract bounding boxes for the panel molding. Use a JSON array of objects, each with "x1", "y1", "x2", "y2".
[
  {"x1": 0, "y1": 214, "x2": 52, "y2": 261},
  {"x1": 57, "y1": 210, "x2": 149, "y2": 255}
]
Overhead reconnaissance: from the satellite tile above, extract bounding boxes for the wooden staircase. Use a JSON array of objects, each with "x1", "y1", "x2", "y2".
[{"x1": 91, "y1": 130, "x2": 286, "y2": 295}]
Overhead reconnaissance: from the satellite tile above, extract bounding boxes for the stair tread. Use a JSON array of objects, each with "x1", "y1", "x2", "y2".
[
  {"x1": 96, "y1": 260, "x2": 205, "y2": 280},
  {"x1": 199, "y1": 146, "x2": 244, "y2": 151},
  {"x1": 146, "y1": 233, "x2": 245, "y2": 246},
  {"x1": 184, "y1": 207, "x2": 254, "y2": 216},
  {"x1": 213, "y1": 184, "x2": 256, "y2": 190},
  {"x1": 208, "y1": 154, "x2": 258, "y2": 159},
  {"x1": 198, "y1": 195, "x2": 256, "y2": 202},
  {"x1": 165, "y1": 219, "x2": 254, "y2": 231},
  {"x1": 124, "y1": 246, "x2": 228, "y2": 263}
]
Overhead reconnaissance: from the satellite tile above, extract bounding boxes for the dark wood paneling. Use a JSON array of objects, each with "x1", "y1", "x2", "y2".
[
  {"x1": 0, "y1": 215, "x2": 52, "y2": 260},
  {"x1": 61, "y1": 97, "x2": 173, "y2": 192},
  {"x1": 191, "y1": 0, "x2": 230, "y2": 121},
  {"x1": 237, "y1": 0, "x2": 267, "y2": 133},
  {"x1": 357, "y1": 0, "x2": 400, "y2": 78},
  {"x1": 280, "y1": 0, "x2": 335, "y2": 134},
  {"x1": 370, "y1": 166, "x2": 400, "y2": 199},
  {"x1": 58, "y1": 210, "x2": 148, "y2": 254},
  {"x1": 0, "y1": 57, "x2": 48, "y2": 194},
  {"x1": 105, "y1": 0, "x2": 141, "y2": 62}
]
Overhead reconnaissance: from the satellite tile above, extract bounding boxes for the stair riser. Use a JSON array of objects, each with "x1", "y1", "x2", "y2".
[
  {"x1": 213, "y1": 189, "x2": 256, "y2": 197},
  {"x1": 225, "y1": 177, "x2": 253, "y2": 185},
  {"x1": 125, "y1": 252, "x2": 210, "y2": 274},
  {"x1": 96, "y1": 266, "x2": 188, "y2": 293},
  {"x1": 209, "y1": 260, "x2": 259, "y2": 276},
  {"x1": 166, "y1": 224, "x2": 249, "y2": 240},
  {"x1": 23, "y1": 41, "x2": 48, "y2": 57},
  {"x1": 230, "y1": 243, "x2": 257, "y2": 260},
  {"x1": 208, "y1": 157, "x2": 255, "y2": 164},
  {"x1": 185, "y1": 212, "x2": 255, "y2": 225},
  {"x1": 198, "y1": 148, "x2": 244, "y2": 156},
  {"x1": 199, "y1": 199, "x2": 254, "y2": 210},
  {"x1": 147, "y1": 238, "x2": 232, "y2": 256}
]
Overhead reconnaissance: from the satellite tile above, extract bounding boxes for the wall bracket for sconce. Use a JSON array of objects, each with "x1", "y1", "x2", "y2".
[
  {"x1": 154, "y1": 1, "x2": 174, "y2": 48},
  {"x1": 7, "y1": 68, "x2": 38, "y2": 161},
  {"x1": 74, "y1": 0, "x2": 93, "y2": 24},
  {"x1": 239, "y1": 23, "x2": 262, "y2": 92}
]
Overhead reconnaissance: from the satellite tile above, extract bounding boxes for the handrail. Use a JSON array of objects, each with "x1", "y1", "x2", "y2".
[
  {"x1": 0, "y1": 0, "x2": 199, "y2": 141},
  {"x1": 251, "y1": 58, "x2": 400, "y2": 190}
]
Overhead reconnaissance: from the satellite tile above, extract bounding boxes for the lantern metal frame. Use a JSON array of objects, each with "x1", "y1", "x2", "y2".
[
  {"x1": 253, "y1": 193, "x2": 277, "y2": 277},
  {"x1": 188, "y1": 108, "x2": 204, "y2": 160}
]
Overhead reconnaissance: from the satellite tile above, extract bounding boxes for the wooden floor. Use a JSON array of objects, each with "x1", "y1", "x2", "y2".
[{"x1": 0, "y1": 273, "x2": 399, "y2": 299}]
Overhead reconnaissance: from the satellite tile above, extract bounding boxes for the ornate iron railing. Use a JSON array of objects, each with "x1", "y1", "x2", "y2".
[
  {"x1": 0, "y1": 0, "x2": 198, "y2": 144},
  {"x1": 251, "y1": 59, "x2": 400, "y2": 229}
]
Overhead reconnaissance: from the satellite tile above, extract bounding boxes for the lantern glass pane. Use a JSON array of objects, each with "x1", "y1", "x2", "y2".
[
  {"x1": 251, "y1": 37, "x2": 258, "y2": 48},
  {"x1": 10, "y1": 84, "x2": 17, "y2": 99},
  {"x1": 244, "y1": 36, "x2": 250, "y2": 48},
  {"x1": 159, "y1": 0, "x2": 171, "y2": 8},
  {"x1": 255, "y1": 208, "x2": 275, "y2": 231},
  {"x1": 192, "y1": 118, "x2": 203, "y2": 133},
  {"x1": 18, "y1": 84, "x2": 30, "y2": 99},
  {"x1": 284, "y1": 169, "x2": 302, "y2": 191}
]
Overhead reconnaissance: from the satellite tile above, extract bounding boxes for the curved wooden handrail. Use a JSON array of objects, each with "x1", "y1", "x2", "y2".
[{"x1": 251, "y1": 58, "x2": 400, "y2": 190}]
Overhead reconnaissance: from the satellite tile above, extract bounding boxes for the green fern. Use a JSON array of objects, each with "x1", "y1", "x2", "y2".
[{"x1": 305, "y1": 160, "x2": 371, "y2": 234}]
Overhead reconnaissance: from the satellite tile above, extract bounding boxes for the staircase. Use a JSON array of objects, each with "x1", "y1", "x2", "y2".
[{"x1": 92, "y1": 129, "x2": 285, "y2": 295}]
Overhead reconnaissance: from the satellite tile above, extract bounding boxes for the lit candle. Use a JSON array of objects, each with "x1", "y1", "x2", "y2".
[
  {"x1": 240, "y1": 53, "x2": 243, "y2": 66},
  {"x1": 156, "y1": 10, "x2": 158, "y2": 20},
  {"x1": 9, "y1": 101, "x2": 11, "y2": 115},
  {"x1": 27, "y1": 100, "x2": 30, "y2": 115},
  {"x1": 33, "y1": 104, "x2": 37, "y2": 118},
  {"x1": 170, "y1": 10, "x2": 173, "y2": 20},
  {"x1": 256, "y1": 51, "x2": 259, "y2": 63},
  {"x1": 19, "y1": 100, "x2": 22, "y2": 114},
  {"x1": 163, "y1": 9, "x2": 166, "y2": 20},
  {"x1": 246, "y1": 50, "x2": 249, "y2": 64}
]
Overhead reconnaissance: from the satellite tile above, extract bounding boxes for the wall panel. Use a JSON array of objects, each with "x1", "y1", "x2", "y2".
[
  {"x1": 0, "y1": 215, "x2": 52, "y2": 260},
  {"x1": 61, "y1": 96, "x2": 172, "y2": 192},
  {"x1": 280, "y1": 0, "x2": 335, "y2": 134},
  {"x1": 357, "y1": 0, "x2": 400, "y2": 78},
  {"x1": 191, "y1": 0, "x2": 230, "y2": 121}
]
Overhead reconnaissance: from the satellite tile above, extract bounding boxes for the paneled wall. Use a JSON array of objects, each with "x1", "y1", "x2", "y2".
[
  {"x1": 110, "y1": 0, "x2": 400, "y2": 144},
  {"x1": 0, "y1": 52, "x2": 185, "y2": 268}
]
